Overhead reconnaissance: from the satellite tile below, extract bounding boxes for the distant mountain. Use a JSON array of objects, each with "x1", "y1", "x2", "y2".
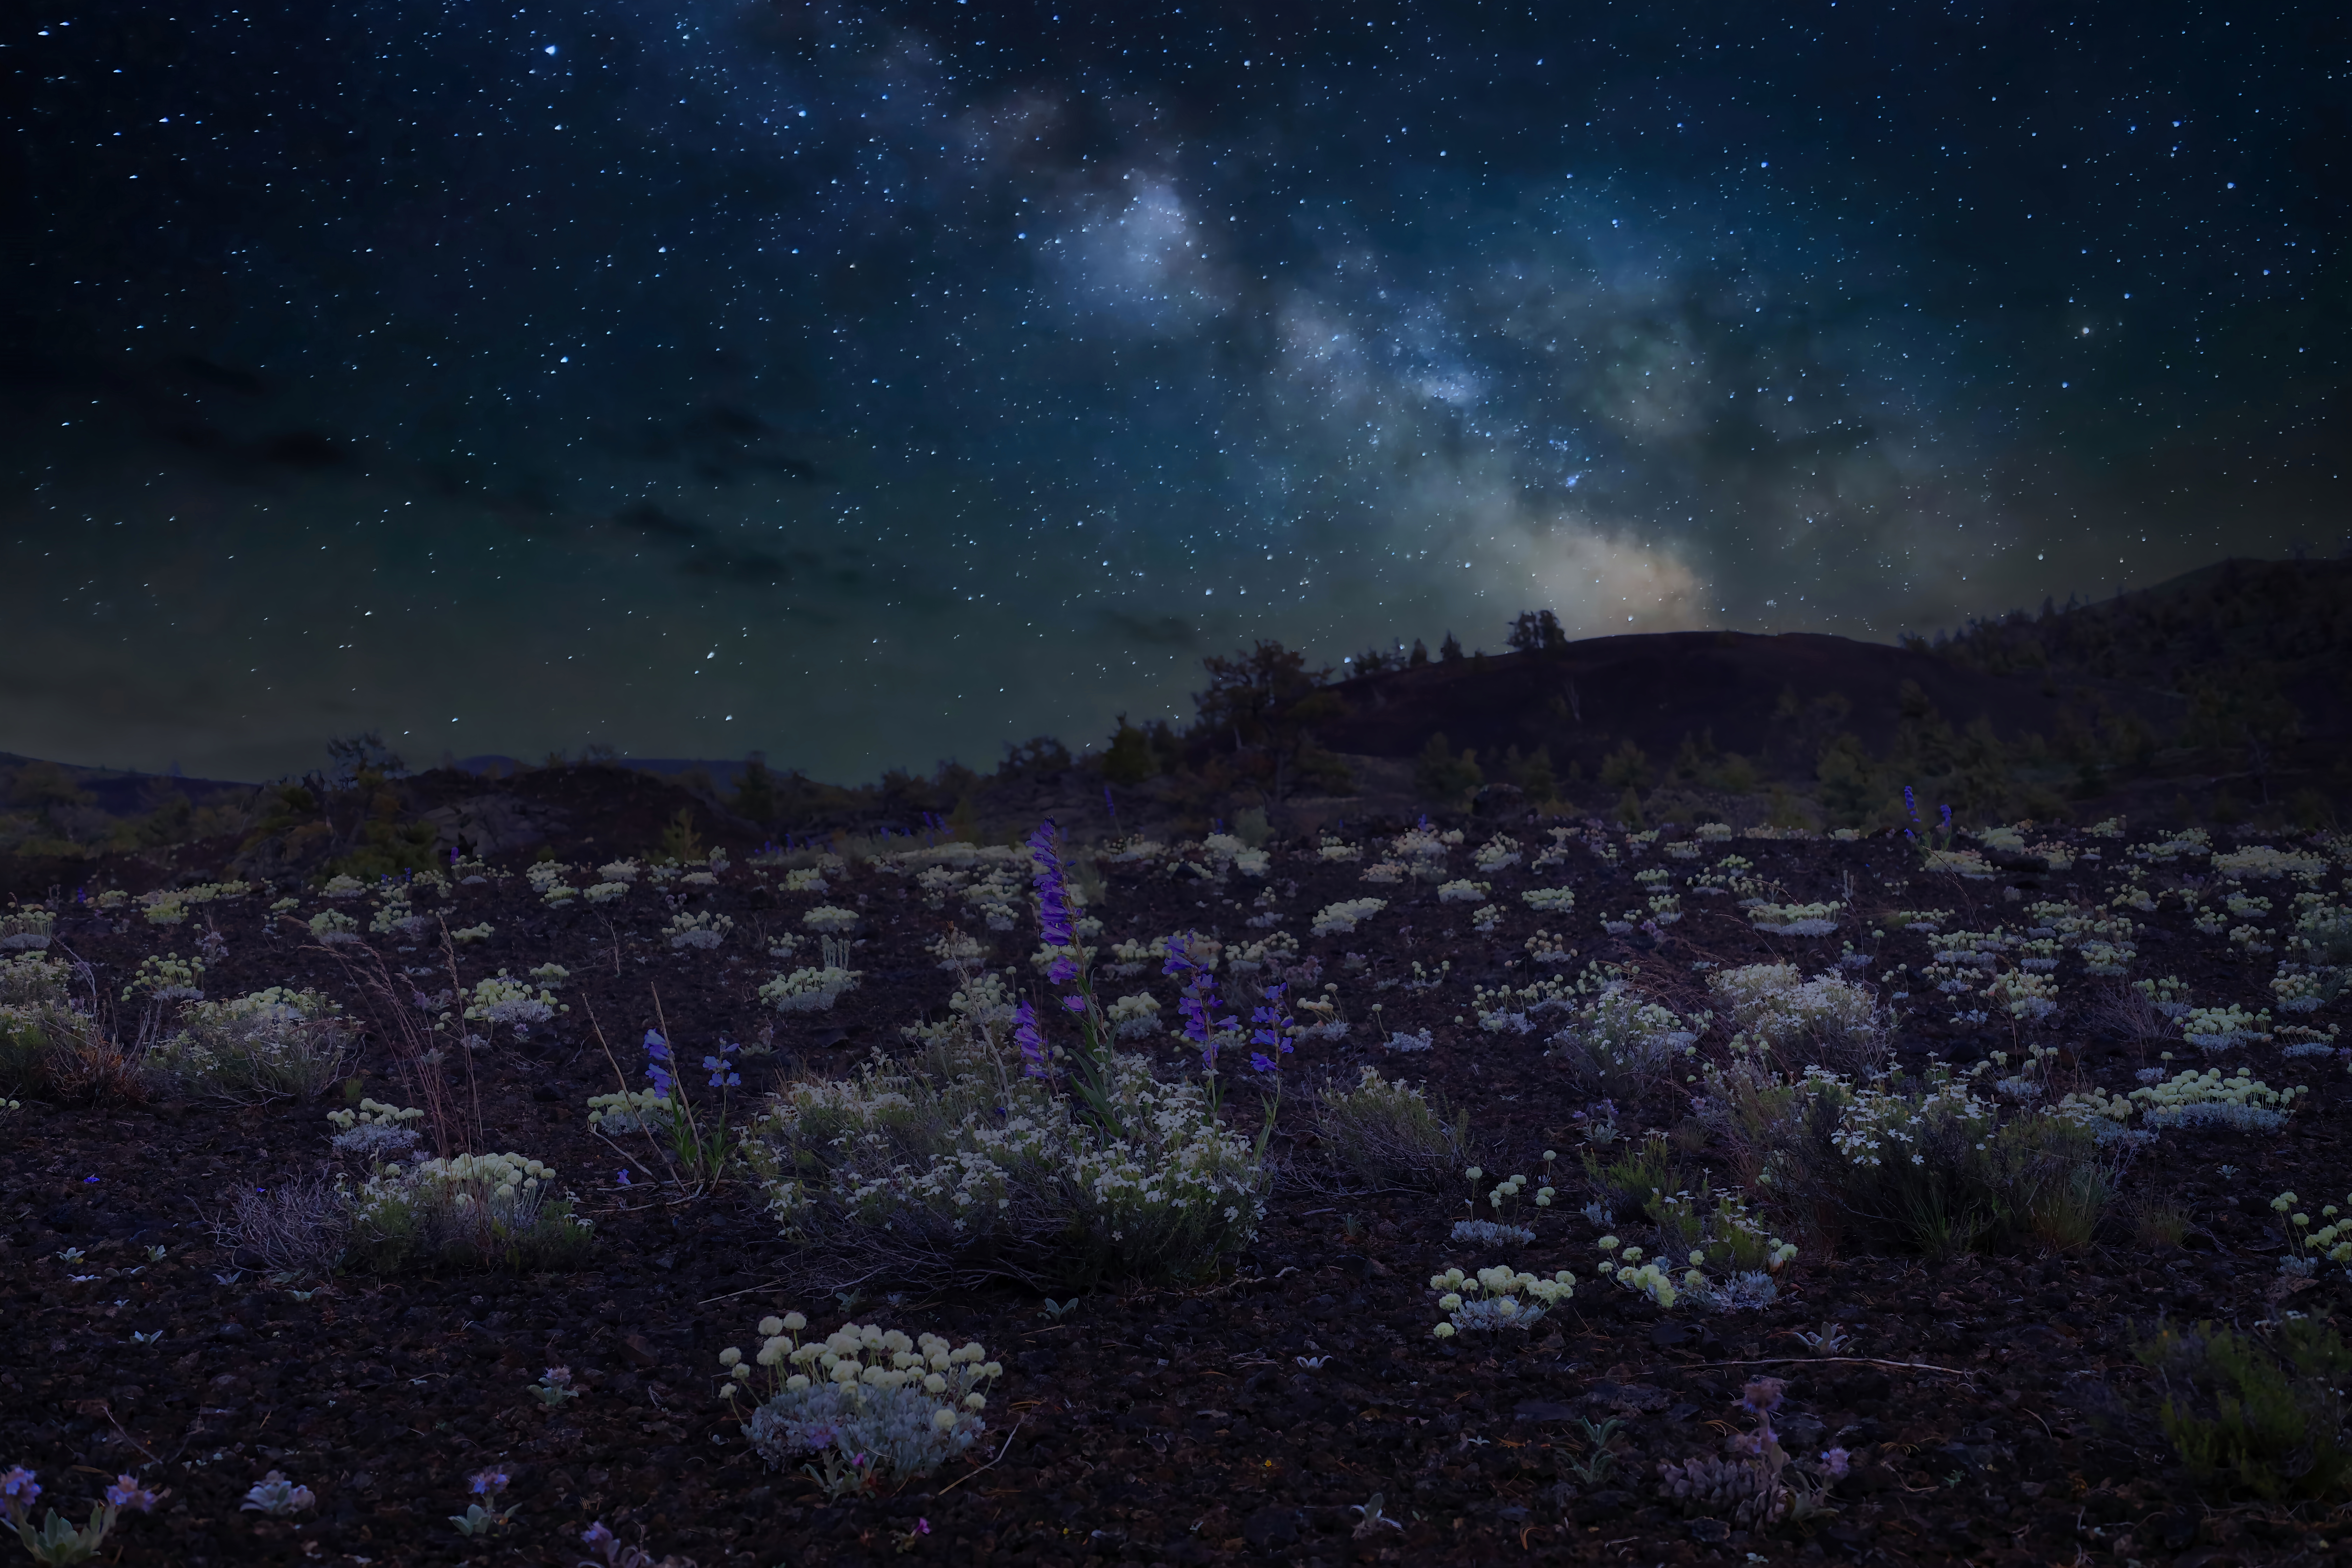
[{"x1": 3, "y1": 557, "x2": 2345, "y2": 896}]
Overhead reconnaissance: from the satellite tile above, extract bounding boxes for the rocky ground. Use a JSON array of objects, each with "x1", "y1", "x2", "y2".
[{"x1": 3, "y1": 812, "x2": 2348, "y2": 1567}]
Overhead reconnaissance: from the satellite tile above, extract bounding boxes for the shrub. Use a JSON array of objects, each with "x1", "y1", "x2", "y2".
[
  {"x1": 1552, "y1": 986, "x2": 1702, "y2": 1102},
  {"x1": 727, "y1": 1314, "x2": 1003, "y2": 1497},
  {"x1": 0, "y1": 954, "x2": 96, "y2": 1094},
  {"x1": 1309, "y1": 1066, "x2": 1475, "y2": 1190},
  {"x1": 1696, "y1": 1063, "x2": 2117, "y2": 1255},
  {"x1": 2136, "y1": 1317, "x2": 2352, "y2": 1500},
  {"x1": 348, "y1": 1151, "x2": 595, "y2": 1273},
  {"x1": 146, "y1": 988, "x2": 354, "y2": 1103},
  {"x1": 748, "y1": 1020, "x2": 1264, "y2": 1289},
  {"x1": 1708, "y1": 964, "x2": 1888, "y2": 1076},
  {"x1": 218, "y1": 1172, "x2": 351, "y2": 1277}
]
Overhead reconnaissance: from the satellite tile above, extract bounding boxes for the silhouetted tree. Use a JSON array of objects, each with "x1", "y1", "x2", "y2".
[{"x1": 1506, "y1": 609, "x2": 1566, "y2": 655}]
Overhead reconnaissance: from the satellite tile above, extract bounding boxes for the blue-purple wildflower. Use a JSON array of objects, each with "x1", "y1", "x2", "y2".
[
  {"x1": 1027, "y1": 821, "x2": 1074, "y2": 948},
  {"x1": 703, "y1": 1045, "x2": 741, "y2": 1089},
  {"x1": 469, "y1": 1467, "x2": 509, "y2": 1496},
  {"x1": 1013, "y1": 1000, "x2": 1050, "y2": 1079},
  {"x1": 1247, "y1": 983, "x2": 1295, "y2": 1075},
  {"x1": 1, "y1": 1466, "x2": 40, "y2": 1518},
  {"x1": 1164, "y1": 935, "x2": 1237, "y2": 1072},
  {"x1": 104, "y1": 1474, "x2": 163, "y2": 1512},
  {"x1": 644, "y1": 1029, "x2": 674, "y2": 1099}
]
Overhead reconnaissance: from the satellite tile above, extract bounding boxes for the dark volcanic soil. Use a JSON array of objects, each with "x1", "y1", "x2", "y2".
[{"x1": 3, "y1": 816, "x2": 2348, "y2": 1568}]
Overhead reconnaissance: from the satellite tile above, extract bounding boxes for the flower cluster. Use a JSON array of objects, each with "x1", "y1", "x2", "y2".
[
  {"x1": 664, "y1": 910, "x2": 735, "y2": 950},
  {"x1": 750, "y1": 1039, "x2": 1264, "y2": 1286},
  {"x1": 326, "y1": 1096, "x2": 425, "y2": 1157},
  {"x1": 758, "y1": 964, "x2": 860, "y2": 1013},
  {"x1": 1311, "y1": 898, "x2": 1388, "y2": 936},
  {"x1": 463, "y1": 973, "x2": 564, "y2": 1029},
  {"x1": 728, "y1": 1314, "x2": 1001, "y2": 1495},
  {"x1": 148, "y1": 987, "x2": 355, "y2": 1103},
  {"x1": 1747, "y1": 902, "x2": 1844, "y2": 937},
  {"x1": 2129, "y1": 1068, "x2": 2303, "y2": 1132},
  {"x1": 1427, "y1": 1264, "x2": 1574, "y2": 1336},
  {"x1": 2180, "y1": 1004, "x2": 2273, "y2": 1053},
  {"x1": 349, "y1": 1149, "x2": 593, "y2": 1272}
]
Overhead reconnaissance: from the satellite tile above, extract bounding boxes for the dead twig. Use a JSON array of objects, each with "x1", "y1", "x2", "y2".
[
  {"x1": 936, "y1": 1414, "x2": 1027, "y2": 1497},
  {"x1": 1692, "y1": 1355, "x2": 1978, "y2": 1380}
]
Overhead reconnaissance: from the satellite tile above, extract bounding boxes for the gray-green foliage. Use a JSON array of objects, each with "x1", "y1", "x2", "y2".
[
  {"x1": 747, "y1": 1383, "x2": 987, "y2": 1496},
  {"x1": 0, "y1": 953, "x2": 96, "y2": 1094},
  {"x1": 1310, "y1": 1065, "x2": 1476, "y2": 1190},
  {"x1": 347, "y1": 1152, "x2": 596, "y2": 1274},
  {"x1": 1552, "y1": 986, "x2": 1702, "y2": 1102},
  {"x1": 2137, "y1": 1317, "x2": 2352, "y2": 1500},
  {"x1": 749, "y1": 978, "x2": 1264, "y2": 1287},
  {"x1": 1697, "y1": 1062, "x2": 2115, "y2": 1255},
  {"x1": 146, "y1": 988, "x2": 354, "y2": 1103}
]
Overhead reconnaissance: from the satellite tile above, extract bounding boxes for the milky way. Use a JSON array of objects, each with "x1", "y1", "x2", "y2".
[{"x1": 4, "y1": 1, "x2": 2343, "y2": 780}]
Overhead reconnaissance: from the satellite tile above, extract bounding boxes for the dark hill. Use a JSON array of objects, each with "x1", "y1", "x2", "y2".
[{"x1": 1316, "y1": 629, "x2": 2182, "y2": 778}]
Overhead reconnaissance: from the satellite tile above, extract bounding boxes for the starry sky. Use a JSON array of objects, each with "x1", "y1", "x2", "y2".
[{"x1": 4, "y1": 1, "x2": 2345, "y2": 783}]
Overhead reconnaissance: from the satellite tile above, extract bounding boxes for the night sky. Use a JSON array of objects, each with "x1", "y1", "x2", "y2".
[{"x1": 5, "y1": 1, "x2": 2345, "y2": 783}]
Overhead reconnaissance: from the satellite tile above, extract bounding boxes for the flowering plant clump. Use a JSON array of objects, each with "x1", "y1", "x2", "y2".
[
  {"x1": 759, "y1": 955, "x2": 861, "y2": 1013},
  {"x1": 449, "y1": 1467, "x2": 520, "y2": 1537},
  {"x1": 1551, "y1": 985, "x2": 1703, "y2": 1101},
  {"x1": 664, "y1": 910, "x2": 735, "y2": 950},
  {"x1": 2180, "y1": 1004, "x2": 2273, "y2": 1053},
  {"x1": 1427, "y1": 1264, "x2": 1574, "y2": 1337},
  {"x1": 1698, "y1": 1062, "x2": 2116, "y2": 1254},
  {"x1": 1748, "y1": 902, "x2": 1843, "y2": 937},
  {"x1": 4, "y1": 1465, "x2": 165, "y2": 1565},
  {"x1": 1656, "y1": 1379, "x2": 1845, "y2": 1529},
  {"x1": 1521, "y1": 885, "x2": 1577, "y2": 914},
  {"x1": 1312, "y1": 898, "x2": 1388, "y2": 936},
  {"x1": 1310, "y1": 1066, "x2": 1474, "y2": 1190},
  {"x1": 1106, "y1": 992, "x2": 1163, "y2": 1040},
  {"x1": 2214, "y1": 847, "x2": 2330, "y2": 880},
  {"x1": 146, "y1": 987, "x2": 354, "y2": 1103},
  {"x1": 1435, "y1": 879, "x2": 1490, "y2": 905},
  {"x1": 750, "y1": 948, "x2": 1265, "y2": 1288},
  {"x1": 802, "y1": 904, "x2": 861, "y2": 934},
  {"x1": 326, "y1": 1096, "x2": 426, "y2": 1158},
  {"x1": 349, "y1": 1150, "x2": 595, "y2": 1273},
  {"x1": 2129, "y1": 1068, "x2": 2303, "y2": 1132},
  {"x1": 464, "y1": 972, "x2": 565, "y2": 1034},
  {"x1": 1708, "y1": 963, "x2": 1887, "y2": 1074},
  {"x1": 605, "y1": 1028, "x2": 744, "y2": 1185},
  {"x1": 0, "y1": 953, "x2": 97, "y2": 1094},
  {"x1": 726, "y1": 1313, "x2": 1003, "y2": 1496},
  {"x1": 0, "y1": 907, "x2": 54, "y2": 952}
]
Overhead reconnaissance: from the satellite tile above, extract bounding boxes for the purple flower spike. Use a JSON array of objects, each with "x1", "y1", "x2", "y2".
[
  {"x1": 1013, "y1": 1000, "x2": 1050, "y2": 1079},
  {"x1": 1047, "y1": 954, "x2": 1078, "y2": 986},
  {"x1": 1061, "y1": 993, "x2": 1088, "y2": 1013},
  {"x1": 1027, "y1": 821, "x2": 1076, "y2": 948},
  {"x1": 1820, "y1": 1447, "x2": 1851, "y2": 1478}
]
